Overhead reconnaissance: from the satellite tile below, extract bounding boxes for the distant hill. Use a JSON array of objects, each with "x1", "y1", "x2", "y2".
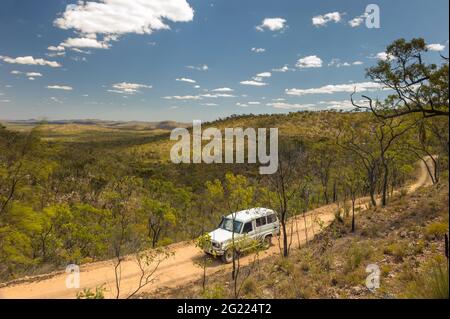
[{"x1": 0, "y1": 119, "x2": 190, "y2": 133}]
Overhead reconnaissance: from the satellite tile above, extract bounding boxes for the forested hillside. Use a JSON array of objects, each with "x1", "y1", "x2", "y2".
[{"x1": 0, "y1": 39, "x2": 448, "y2": 300}]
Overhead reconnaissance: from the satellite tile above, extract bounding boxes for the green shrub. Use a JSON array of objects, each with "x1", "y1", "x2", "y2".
[
  {"x1": 383, "y1": 242, "x2": 408, "y2": 262},
  {"x1": 424, "y1": 222, "x2": 449, "y2": 240},
  {"x1": 404, "y1": 257, "x2": 449, "y2": 299},
  {"x1": 344, "y1": 242, "x2": 374, "y2": 273},
  {"x1": 202, "y1": 284, "x2": 226, "y2": 299},
  {"x1": 76, "y1": 285, "x2": 105, "y2": 299},
  {"x1": 240, "y1": 278, "x2": 257, "y2": 296}
]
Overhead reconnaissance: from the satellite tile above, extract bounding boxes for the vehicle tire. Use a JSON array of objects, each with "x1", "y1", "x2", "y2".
[
  {"x1": 222, "y1": 249, "x2": 234, "y2": 264},
  {"x1": 262, "y1": 235, "x2": 272, "y2": 250}
]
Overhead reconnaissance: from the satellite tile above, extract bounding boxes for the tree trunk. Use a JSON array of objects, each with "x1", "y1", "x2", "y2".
[
  {"x1": 351, "y1": 199, "x2": 356, "y2": 233},
  {"x1": 382, "y1": 161, "x2": 389, "y2": 207}
]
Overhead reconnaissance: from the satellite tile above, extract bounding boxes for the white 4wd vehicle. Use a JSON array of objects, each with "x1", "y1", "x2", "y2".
[{"x1": 205, "y1": 208, "x2": 280, "y2": 263}]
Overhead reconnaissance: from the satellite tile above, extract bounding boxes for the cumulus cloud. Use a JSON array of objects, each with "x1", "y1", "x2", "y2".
[
  {"x1": 375, "y1": 52, "x2": 394, "y2": 61},
  {"x1": 251, "y1": 47, "x2": 266, "y2": 53},
  {"x1": 240, "y1": 80, "x2": 268, "y2": 87},
  {"x1": 12, "y1": 71, "x2": 43, "y2": 80},
  {"x1": 108, "y1": 82, "x2": 152, "y2": 94},
  {"x1": 427, "y1": 43, "x2": 446, "y2": 51},
  {"x1": 256, "y1": 17, "x2": 287, "y2": 32},
  {"x1": 267, "y1": 102, "x2": 316, "y2": 110},
  {"x1": 348, "y1": 14, "x2": 368, "y2": 27},
  {"x1": 47, "y1": 85, "x2": 73, "y2": 91},
  {"x1": 256, "y1": 72, "x2": 271, "y2": 78},
  {"x1": 186, "y1": 64, "x2": 209, "y2": 71},
  {"x1": 328, "y1": 59, "x2": 364, "y2": 67},
  {"x1": 55, "y1": 0, "x2": 194, "y2": 35},
  {"x1": 272, "y1": 65, "x2": 294, "y2": 72},
  {"x1": 61, "y1": 37, "x2": 110, "y2": 49},
  {"x1": 201, "y1": 103, "x2": 218, "y2": 106},
  {"x1": 176, "y1": 77, "x2": 196, "y2": 84},
  {"x1": 200, "y1": 93, "x2": 235, "y2": 98},
  {"x1": 312, "y1": 12, "x2": 343, "y2": 27},
  {"x1": 164, "y1": 95, "x2": 201, "y2": 100},
  {"x1": 211, "y1": 87, "x2": 234, "y2": 92},
  {"x1": 296, "y1": 55, "x2": 323, "y2": 68},
  {"x1": 319, "y1": 100, "x2": 356, "y2": 110},
  {"x1": 285, "y1": 81, "x2": 383, "y2": 96},
  {"x1": 0, "y1": 55, "x2": 61, "y2": 67},
  {"x1": 53, "y1": 0, "x2": 194, "y2": 50},
  {"x1": 48, "y1": 45, "x2": 65, "y2": 52}
]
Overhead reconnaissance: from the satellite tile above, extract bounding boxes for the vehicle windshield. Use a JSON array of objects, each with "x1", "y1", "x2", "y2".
[{"x1": 219, "y1": 218, "x2": 243, "y2": 233}]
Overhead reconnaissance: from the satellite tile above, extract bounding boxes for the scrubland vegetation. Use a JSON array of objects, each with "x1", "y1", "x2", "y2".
[{"x1": 0, "y1": 38, "x2": 448, "y2": 299}]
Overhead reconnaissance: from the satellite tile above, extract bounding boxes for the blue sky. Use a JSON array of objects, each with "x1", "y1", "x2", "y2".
[{"x1": 0, "y1": 0, "x2": 448, "y2": 122}]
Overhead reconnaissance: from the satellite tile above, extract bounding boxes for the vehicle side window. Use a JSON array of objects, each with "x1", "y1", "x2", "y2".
[
  {"x1": 267, "y1": 214, "x2": 277, "y2": 224},
  {"x1": 256, "y1": 217, "x2": 267, "y2": 227},
  {"x1": 242, "y1": 222, "x2": 253, "y2": 234}
]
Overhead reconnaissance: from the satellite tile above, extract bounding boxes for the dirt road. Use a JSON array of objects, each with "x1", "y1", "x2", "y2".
[{"x1": 0, "y1": 159, "x2": 433, "y2": 299}]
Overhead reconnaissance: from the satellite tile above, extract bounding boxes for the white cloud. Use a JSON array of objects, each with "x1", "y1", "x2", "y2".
[
  {"x1": 376, "y1": 52, "x2": 393, "y2": 61},
  {"x1": 0, "y1": 55, "x2": 61, "y2": 67},
  {"x1": 256, "y1": 17, "x2": 287, "y2": 32},
  {"x1": 55, "y1": 0, "x2": 194, "y2": 36},
  {"x1": 251, "y1": 47, "x2": 266, "y2": 53},
  {"x1": 236, "y1": 102, "x2": 249, "y2": 107},
  {"x1": 201, "y1": 103, "x2": 218, "y2": 106},
  {"x1": 200, "y1": 93, "x2": 235, "y2": 98},
  {"x1": 312, "y1": 12, "x2": 342, "y2": 27},
  {"x1": 176, "y1": 77, "x2": 196, "y2": 84},
  {"x1": 296, "y1": 55, "x2": 323, "y2": 68},
  {"x1": 256, "y1": 72, "x2": 271, "y2": 78},
  {"x1": 186, "y1": 64, "x2": 209, "y2": 71},
  {"x1": 109, "y1": 82, "x2": 152, "y2": 94},
  {"x1": 48, "y1": 45, "x2": 65, "y2": 52},
  {"x1": 164, "y1": 95, "x2": 202, "y2": 100},
  {"x1": 427, "y1": 43, "x2": 446, "y2": 51},
  {"x1": 248, "y1": 101, "x2": 260, "y2": 105},
  {"x1": 328, "y1": 59, "x2": 364, "y2": 67},
  {"x1": 26, "y1": 72, "x2": 42, "y2": 77},
  {"x1": 47, "y1": 85, "x2": 73, "y2": 91},
  {"x1": 348, "y1": 14, "x2": 367, "y2": 28},
  {"x1": 1, "y1": 99, "x2": 11, "y2": 103},
  {"x1": 240, "y1": 80, "x2": 268, "y2": 86},
  {"x1": 211, "y1": 87, "x2": 234, "y2": 92},
  {"x1": 267, "y1": 102, "x2": 315, "y2": 110},
  {"x1": 50, "y1": 97, "x2": 63, "y2": 104},
  {"x1": 319, "y1": 100, "x2": 355, "y2": 110},
  {"x1": 53, "y1": 0, "x2": 194, "y2": 50},
  {"x1": 272, "y1": 65, "x2": 294, "y2": 72},
  {"x1": 286, "y1": 81, "x2": 384, "y2": 96},
  {"x1": 61, "y1": 37, "x2": 110, "y2": 49}
]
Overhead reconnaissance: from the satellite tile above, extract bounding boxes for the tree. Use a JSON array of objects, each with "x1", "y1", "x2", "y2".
[
  {"x1": 343, "y1": 165, "x2": 365, "y2": 232},
  {"x1": 352, "y1": 38, "x2": 449, "y2": 119},
  {"x1": 194, "y1": 233, "x2": 215, "y2": 293},
  {"x1": 141, "y1": 198, "x2": 176, "y2": 248},
  {"x1": 267, "y1": 139, "x2": 306, "y2": 257}
]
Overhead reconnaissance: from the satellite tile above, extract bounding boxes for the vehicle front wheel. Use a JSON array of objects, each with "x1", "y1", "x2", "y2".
[{"x1": 221, "y1": 249, "x2": 234, "y2": 263}]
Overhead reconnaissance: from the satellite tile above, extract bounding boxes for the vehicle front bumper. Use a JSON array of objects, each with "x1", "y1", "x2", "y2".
[{"x1": 204, "y1": 243, "x2": 225, "y2": 256}]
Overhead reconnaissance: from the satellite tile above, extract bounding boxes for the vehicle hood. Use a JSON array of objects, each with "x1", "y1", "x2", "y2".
[{"x1": 209, "y1": 228, "x2": 235, "y2": 243}]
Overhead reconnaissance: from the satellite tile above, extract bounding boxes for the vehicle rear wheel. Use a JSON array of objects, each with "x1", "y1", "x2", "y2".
[
  {"x1": 262, "y1": 236, "x2": 272, "y2": 250},
  {"x1": 221, "y1": 249, "x2": 234, "y2": 263}
]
